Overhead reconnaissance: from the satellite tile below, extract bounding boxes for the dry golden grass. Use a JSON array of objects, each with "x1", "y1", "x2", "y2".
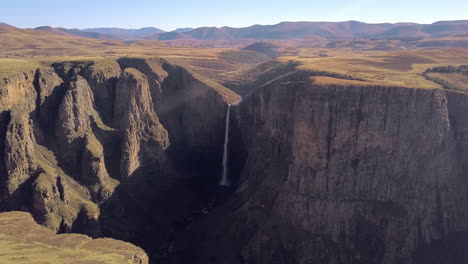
[
  {"x1": 311, "y1": 76, "x2": 375, "y2": 86},
  {"x1": 191, "y1": 71, "x2": 241, "y2": 103},
  {"x1": 279, "y1": 49, "x2": 468, "y2": 88},
  {"x1": 418, "y1": 36, "x2": 468, "y2": 48},
  {"x1": 0, "y1": 211, "x2": 147, "y2": 264},
  {"x1": 0, "y1": 58, "x2": 41, "y2": 79},
  {"x1": 0, "y1": 26, "x2": 228, "y2": 61},
  {"x1": 0, "y1": 26, "x2": 241, "y2": 84},
  {"x1": 1, "y1": 25, "x2": 468, "y2": 90},
  {"x1": 426, "y1": 72, "x2": 468, "y2": 91}
]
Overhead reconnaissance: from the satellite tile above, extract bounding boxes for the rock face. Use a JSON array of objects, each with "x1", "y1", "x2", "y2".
[
  {"x1": 117, "y1": 58, "x2": 238, "y2": 176},
  {"x1": 182, "y1": 71, "x2": 468, "y2": 264},
  {"x1": 0, "y1": 57, "x2": 238, "y2": 262},
  {"x1": 97, "y1": 59, "x2": 239, "y2": 260},
  {"x1": 114, "y1": 68, "x2": 169, "y2": 178},
  {"x1": 81, "y1": 59, "x2": 121, "y2": 124},
  {"x1": 3, "y1": 112, "x2": 36, "y2": 197},
  {"x1": 55, "y1": 75, "x2": 97, "y2": 173}
]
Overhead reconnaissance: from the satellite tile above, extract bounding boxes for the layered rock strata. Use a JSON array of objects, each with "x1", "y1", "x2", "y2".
[
  {"x1": 182, "y1": 71, "x2": 468, "y2": 264},
  {"x1": 0, "y1": 58, "x2": 238, "y2": 262}
]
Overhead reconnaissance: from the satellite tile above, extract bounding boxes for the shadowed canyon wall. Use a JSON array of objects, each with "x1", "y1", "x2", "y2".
[{"x1": 179, "y1": 71, "x2": 468, "y2": 264}]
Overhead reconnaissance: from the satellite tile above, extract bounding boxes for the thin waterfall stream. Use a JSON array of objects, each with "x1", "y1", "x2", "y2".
[{"x1": 219, "y1": 104, "x2": 231, "y2": 186}]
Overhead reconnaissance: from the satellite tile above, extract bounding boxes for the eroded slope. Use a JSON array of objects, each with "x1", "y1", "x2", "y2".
[{"x1": 0, "y1": 211, "x2": 148, "y2": 264}]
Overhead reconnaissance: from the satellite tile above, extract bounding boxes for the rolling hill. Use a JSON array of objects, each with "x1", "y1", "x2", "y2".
[
  {"x1": 146, "y1": 20, "x2": 468, "y2": 41},
  {"x1": 370, "y1": 20, "x2": 468, "y2": 39},
  {"x1": 33, "y1": 26, "x2": 165, "y2": 40},
  {"x1": 1, "y1": 21, "x2": 467, "y2": 56},
  {"x1": 0, "y1": 22, "x2": 13, "y2": 27},
  {"x1": 147, "y1": 21, "x2": 394, "y2": 40},
  {"x1": 3, "y1": 19, "x2": 468, "y2": 43}
]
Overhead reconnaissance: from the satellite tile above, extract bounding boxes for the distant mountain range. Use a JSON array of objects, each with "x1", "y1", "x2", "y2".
[
  {"x1": 1, "y1": 20, "x2": 468, "y2": 42},
  {"x1": 34, "y1": 26, "x2": 121, "y2": 40},
  {"x1": 82, "y1": 27, "x2": 165, "y2": 39},
  {"x1": 173, "y1": 28, "x2": 195, "y2": 33}
]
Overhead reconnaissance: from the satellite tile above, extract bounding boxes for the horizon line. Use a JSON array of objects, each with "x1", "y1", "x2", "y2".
[{"x1": 2, "y1": 18, "x2": 468, "y2": 32}]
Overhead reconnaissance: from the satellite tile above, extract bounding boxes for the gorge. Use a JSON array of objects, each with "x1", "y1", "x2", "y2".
[{"x1": 1, "y1": 55, "x2": 468, "y2": 264}]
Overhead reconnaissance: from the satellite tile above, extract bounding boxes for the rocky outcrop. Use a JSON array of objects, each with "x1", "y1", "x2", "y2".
[
  {"x1": 30, "y1": 144, "x2": 99, "y2": 233},
  {"x1": 53, "y1": 74, "x2": 116, "y2": 203},
  {"x1": 117, "y1": 58, "x2": 167, "y2": 108},
  {"x1": 55, "y1": 76, "x2": 95, "y2": 170},
  {"x1": 3, "y1": 112, "x2": 36, "y2": 197},
  {"x1": 0, "y1": 71, "x2": 38, "y2": 202},
  {"x1": 183, "y1": 71, "x2": 468, "y2": 264},
  {"x1": 82, "y1": 59, "x2": 121, "y2": 124},
  {"x1": 80, "y1": 134, "x2": 118, "y2": 203},
  {"x1": 0, "y1": 70, "x2": 37, "y2": 112},
  {"x1": 32, "y1": 68, "x2": 65, "y2": 143},
  {"x1": 114, "y1": 68, "x2": 169, "y2": 178}
]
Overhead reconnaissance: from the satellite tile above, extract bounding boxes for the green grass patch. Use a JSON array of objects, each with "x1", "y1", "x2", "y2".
[
  {"x1": 191, "y1": 71, "x2": 240, "y2": 104},
  {"x1": 0, "y1": 211, "x2": 147, "y2": 264},
  {"x1": 0, "y1": 58, "x2": 41, "y2": 79}
]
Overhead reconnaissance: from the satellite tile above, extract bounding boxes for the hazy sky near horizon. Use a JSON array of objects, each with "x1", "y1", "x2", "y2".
[{"x1": 1, "y1": 0, "x2": 467, "y2": 30}]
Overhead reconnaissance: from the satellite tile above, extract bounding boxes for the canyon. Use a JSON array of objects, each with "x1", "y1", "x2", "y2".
[
  {"x1": 0, "y1": 53, "x2": 468, "y2": 264},
  {"x1": 0, "y1": 57, "x2": 239, "y2": 262}
]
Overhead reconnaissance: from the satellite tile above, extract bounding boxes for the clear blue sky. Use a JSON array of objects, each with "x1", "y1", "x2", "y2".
[{"x1": 1, "y1": 0, "x2": 467, "y2": 31}]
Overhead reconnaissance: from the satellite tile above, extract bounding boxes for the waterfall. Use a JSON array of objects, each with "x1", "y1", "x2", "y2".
[{"x1": 219, "y1": 104, "x2": 231, "y2": 186}]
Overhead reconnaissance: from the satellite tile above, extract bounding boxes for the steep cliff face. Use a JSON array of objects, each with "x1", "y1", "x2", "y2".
[
  {"x1": 0, "y1": 57, "x2": 238, "y2": 262},
  {"x1": 118, "y1": 58, "x2": 239, "y2": 177},
  {"x1": 0, "y1": 70, "x2": 39, "y2": 207},
  {"x1": 33, "y1": 68, "x2": 65, "y2": 141},
  {"x1": 183, "y1": 71, "x2": 468, "y2": 264},
  {"x1": 3, "y1": 112, "x2": 36, "y2": 197},
  {"x1": 0, "y1": 69, "x2": 100, "y2": 233},
  {"x1": 55, "y1": 76, "x2": 97, "y2": 172},
  {"x1": 82, "y1": 59, "x2": 121, "y2": 124},
  {"x1": 97, "y1": 59, "x2": 239, "y2": 261},
  {"x1": 0, "y1": 70, "x2": 36, "y2": 112},
  {"x1": 157, "y1": 65, "x2": 233, "y2": 184},
  {"x1": 113, "y1": 68, "x2": 169, "y2": 178}
]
